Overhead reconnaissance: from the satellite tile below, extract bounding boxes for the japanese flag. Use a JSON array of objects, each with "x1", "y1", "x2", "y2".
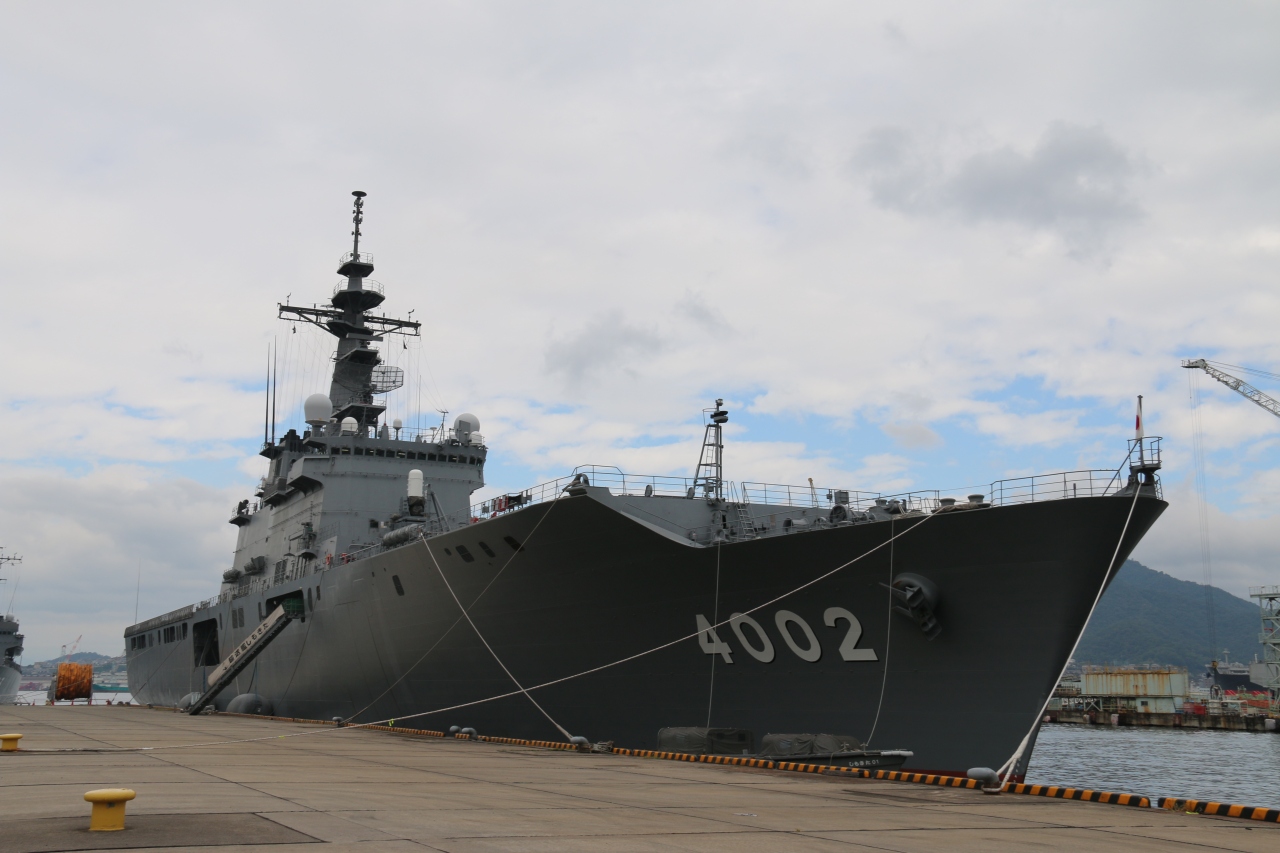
[{"x1": 1135, "y1": 395, "x2": 1144, "y2": 440}]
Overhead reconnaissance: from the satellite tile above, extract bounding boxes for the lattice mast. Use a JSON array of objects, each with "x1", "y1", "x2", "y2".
[
  {"x1": 278, "y1": 192, "x2": 421, "y2": 431},
  {"x1": 0, "y1": 547, "x2": 20, "y2": 619},
  {"x1": 692, "y1": 399, "x2": 729, "y2": 501},
  {"x1": 1250, "y1": 586, "x2": 1280, "y2": 709}
]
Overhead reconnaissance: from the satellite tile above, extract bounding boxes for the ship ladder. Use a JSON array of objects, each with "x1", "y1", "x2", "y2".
[
  {"x1": 187, "y1": 599, "x2": 303, "y2": 715},
  {"x1": 728, "y1": 483, "x2": 757, "y2": 540}
]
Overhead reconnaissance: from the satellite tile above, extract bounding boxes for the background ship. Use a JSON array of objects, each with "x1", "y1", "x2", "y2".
[
  {"x1": 126, "y1": 193, "x2": 1167, "y2": 778},
  {"x1": 1, "y1": 548, "x2": 22, "y2": 703}
]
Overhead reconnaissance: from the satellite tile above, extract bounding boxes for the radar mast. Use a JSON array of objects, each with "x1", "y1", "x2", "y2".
[{"x1": 278, "y1": 192, "x2": 421, "y2": 432}]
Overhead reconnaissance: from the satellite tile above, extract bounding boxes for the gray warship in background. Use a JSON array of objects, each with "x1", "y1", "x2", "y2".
[
  {"x1": 1, "y1": 549, "x2": 22, "y2": 702},
  {"x1": 126, "y1": 192, "x2": 1167, "y2": 777}
]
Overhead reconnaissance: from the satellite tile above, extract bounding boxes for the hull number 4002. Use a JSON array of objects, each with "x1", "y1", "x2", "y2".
[{"x1": 696, "y1": 608, "x2": 877, "y2": 664}]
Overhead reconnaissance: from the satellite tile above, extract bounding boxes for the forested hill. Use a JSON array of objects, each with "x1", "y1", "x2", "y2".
[{"x1": 1074, "y1": 560, "x2": 1263, "y2": 670}]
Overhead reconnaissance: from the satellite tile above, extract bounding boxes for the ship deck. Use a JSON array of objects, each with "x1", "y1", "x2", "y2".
[{"x1": 0, "y1": 705, "x2": 1273, "y2": 853}]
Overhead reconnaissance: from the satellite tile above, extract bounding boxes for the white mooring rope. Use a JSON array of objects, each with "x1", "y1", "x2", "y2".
[
  {"x1": 26, "y1": 509, "x2": 937, "y2": 754},
  {"x1": 423, "y1": 536, "x2": 576, "y2": 742},
  {"x1": 995, "y1": 485, "x2": 1143, "y2": 784}
]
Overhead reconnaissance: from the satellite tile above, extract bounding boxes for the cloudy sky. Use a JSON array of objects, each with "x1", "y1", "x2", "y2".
[{"x1": 2, "y1": 2, "x2": 1278, "y2": 661}]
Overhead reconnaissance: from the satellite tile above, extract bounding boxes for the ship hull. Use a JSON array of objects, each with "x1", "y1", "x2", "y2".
[
  {"x1": 0, "y1": 662, "x2": 18, "y2": 703},
  {"x1": 128, "y1": 492, "x2": 1164, "y2": 775}
]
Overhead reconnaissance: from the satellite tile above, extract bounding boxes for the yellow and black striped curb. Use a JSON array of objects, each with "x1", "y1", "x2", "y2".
[
  {"x1": 152, "y1": 708, "x2": 1269, "y2": 822},
  {"x1": 479, "y1": 735, "x2": 580, "y2": 751},
  {"x1": 1005, "y1": 783, "x2": 1149, "y2": 808},
  {"x1": 613, "y1": 749, "x2": 986, "y2": 788},
  {"x1": 1160, "y1": 798, "x2": 1280, "y2": 822}
]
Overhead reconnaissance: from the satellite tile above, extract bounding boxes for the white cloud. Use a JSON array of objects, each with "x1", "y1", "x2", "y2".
[
  {"x1": 0, "y1": 465, "x2": 238, "y2": 661},
  {"x1": 0, "y1": 1, "x2": 1277, "y2": 651},
  {"x1": 1131, "y1": 478, "x2": 1280, "y2": 598},
  {"x1": 880, "y1": 421, "x2": 943, "y2": 449}
]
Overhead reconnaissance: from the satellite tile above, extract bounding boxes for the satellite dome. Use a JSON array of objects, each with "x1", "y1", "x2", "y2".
[
  {"x1": 453, "y1": 413, "x2": 480, "y2": 435},
  {"x1": 340, "y1": 417, "x2": 359, "y2": 435},
  {"x1": 304, "y1": 394, "x2": 333, "y2": 426}
]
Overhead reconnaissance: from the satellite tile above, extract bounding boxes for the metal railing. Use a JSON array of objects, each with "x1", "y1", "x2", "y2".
[
  {"x1": 213, "y1": 440, "x2": 1167, "y2": 592},
  {"x1": 332, "y1": 280, "x2": 384, "y2": 298},
  {"x1": 987, "y1": 469, "x2": 1127, "y2": 506},
  {"x1": 320, "y1": 423, "x2": 485, "y2": 448},
  {"x1": 467, "y1": 457, "x2": 1158, "y2": 525},
  {"x1": 338, "y1": 251, "x2": 373, "y2": 267}
]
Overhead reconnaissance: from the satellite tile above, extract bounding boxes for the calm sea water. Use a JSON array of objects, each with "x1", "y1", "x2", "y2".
[{"x1": 1030, "y1": 723, "x2": 1280, "y2": 808}]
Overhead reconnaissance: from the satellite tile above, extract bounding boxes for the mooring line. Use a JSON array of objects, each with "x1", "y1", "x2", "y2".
[
  {"x1": 423, "y1": 536, "x2": 576, "y2": 742},
  {"x1": 704, "y1": 538, "x2": 722, "y2": 729},
  {"x1": 337, "y1": 495, "x2": 563, "y2": 724},
  {"x1": 27, "y1": 511, "x2": 937, "y2": 754},
  {"x1": 863, "y1": 518, "x2": 895, "y2": 748},
  {"x1": 996, "y1": 485, "x2": 1143, "y2": 784}
]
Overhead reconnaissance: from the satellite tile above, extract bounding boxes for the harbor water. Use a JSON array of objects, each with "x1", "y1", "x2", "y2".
[
  {"x1": 1030, "y1": 723, "x2": 1280, "y2": 808},
  {"x1": 12, "y1": 690, "x2": 133, "y2": 706}
]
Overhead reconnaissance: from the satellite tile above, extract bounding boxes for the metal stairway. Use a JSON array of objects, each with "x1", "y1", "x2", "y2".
[
  {"x1": 728, "y1": 482, "x2": 756, "y2": 540},
  {"x1": 187, "y1": 598, "x2": 303, "y2": 715}
]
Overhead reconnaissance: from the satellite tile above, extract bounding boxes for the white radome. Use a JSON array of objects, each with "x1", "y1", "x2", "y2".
[{"x1": 304, "y1": 393, "x2": 333, "y2": 426}]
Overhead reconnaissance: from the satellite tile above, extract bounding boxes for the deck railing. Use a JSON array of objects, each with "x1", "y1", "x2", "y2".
[
  {"x1": 185, "y1": 438, "x2": 1164, "y2": 612},
  {"x1": 467, "y1": 459, "x2": 1153, "y2": 523}
]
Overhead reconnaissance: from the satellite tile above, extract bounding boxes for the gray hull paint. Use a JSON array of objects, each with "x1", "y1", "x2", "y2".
[
  {"x1": 1, "y1": 663, "x2": 18, "y2": 703},
  {"x1": 127, "y1": 491, "x2": 1164, "y2": 775}
]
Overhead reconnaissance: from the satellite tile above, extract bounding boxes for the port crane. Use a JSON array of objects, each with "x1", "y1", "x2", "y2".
[
  {"x1": 61, "y1": 634, "x2": 82, "y2": 661},
  {"x1": 1184, "y1": 358, "x2": 1280, "y2": 707},
  {"x1": 1182, "y1": 359, "x2": 1280, "y2": 421}
]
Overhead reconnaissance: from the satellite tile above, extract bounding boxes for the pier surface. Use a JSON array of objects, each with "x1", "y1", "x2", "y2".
[{"x1": 2, "y1": 705, "x2": 1277, "y2": 852}]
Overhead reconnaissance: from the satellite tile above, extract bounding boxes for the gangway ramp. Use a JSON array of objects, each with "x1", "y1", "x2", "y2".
[{"x1": 188, "y1": 598, "x2": 302, "y2": 715}]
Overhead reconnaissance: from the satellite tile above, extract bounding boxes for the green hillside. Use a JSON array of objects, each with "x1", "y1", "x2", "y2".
[{"x1": 1074, "y1": 560, "x2": 1263, "y2": 670}]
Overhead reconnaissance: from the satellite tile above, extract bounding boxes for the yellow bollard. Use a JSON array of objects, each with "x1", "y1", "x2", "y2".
[
  {"x1": 0, "y1": 733, "x2": 22, "y2": 752},
  {"x1": 84, "y1": 789, "x2": 136, "y2": 831}
]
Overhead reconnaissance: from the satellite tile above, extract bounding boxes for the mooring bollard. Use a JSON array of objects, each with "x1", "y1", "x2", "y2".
[
  {"x1": 0, "y1": 733, "x2": 22, "y2": 752},
  {"x1": 84, "y1": 788, "x2": 136, "y2": 831}
]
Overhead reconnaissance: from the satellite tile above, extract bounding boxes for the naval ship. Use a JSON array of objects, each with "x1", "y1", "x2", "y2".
[
  {"x1": 1, "y1": 549, "x2": 22, "y2": 703},
  {"x1": 126, "y1": 192, "x2": 1167, "y2": 777}
]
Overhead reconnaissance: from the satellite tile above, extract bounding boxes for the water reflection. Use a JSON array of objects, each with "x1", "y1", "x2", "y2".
[{"x1": 1032, "y1": 724, "x2": 1280, "y2": 808}]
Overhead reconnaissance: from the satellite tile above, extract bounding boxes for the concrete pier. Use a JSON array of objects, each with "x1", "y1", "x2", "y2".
[
  {"x1": 2, "y1": 705, "x2": 1277, "y2": 852},
  {"x1": 1048, "y1": 710, "x2": 1277, "y2": 731}
]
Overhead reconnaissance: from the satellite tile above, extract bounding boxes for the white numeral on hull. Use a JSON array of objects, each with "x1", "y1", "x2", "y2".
[{"x1": 696, "y1": 608, "x2": 878, "y2": 663}]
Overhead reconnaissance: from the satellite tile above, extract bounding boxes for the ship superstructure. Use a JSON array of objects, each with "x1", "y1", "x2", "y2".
[
  {"x1": 0, "y1": 547, "x2": 23, "y2": 703},
  {"x1": 126, "y1": 193, "x2": 1168, "y2": 777}
]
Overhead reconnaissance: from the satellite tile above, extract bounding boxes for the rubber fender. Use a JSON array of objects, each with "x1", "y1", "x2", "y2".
[
  {"x1": 226, "y1": 693, "x2": 273, "y2": 716},
  {"x1": 176, "y1": 692, "x2": 202, "y2": 711}
]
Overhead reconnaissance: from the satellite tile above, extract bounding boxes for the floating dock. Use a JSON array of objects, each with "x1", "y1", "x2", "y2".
[{"x1": 2, "y1": 705, "x2": 1277, "y2": 852}]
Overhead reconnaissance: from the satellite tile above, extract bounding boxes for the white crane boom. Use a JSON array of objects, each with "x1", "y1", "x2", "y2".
[{"x1": 1183, "y1": 359, "x2": 1280, "y2": 421}]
